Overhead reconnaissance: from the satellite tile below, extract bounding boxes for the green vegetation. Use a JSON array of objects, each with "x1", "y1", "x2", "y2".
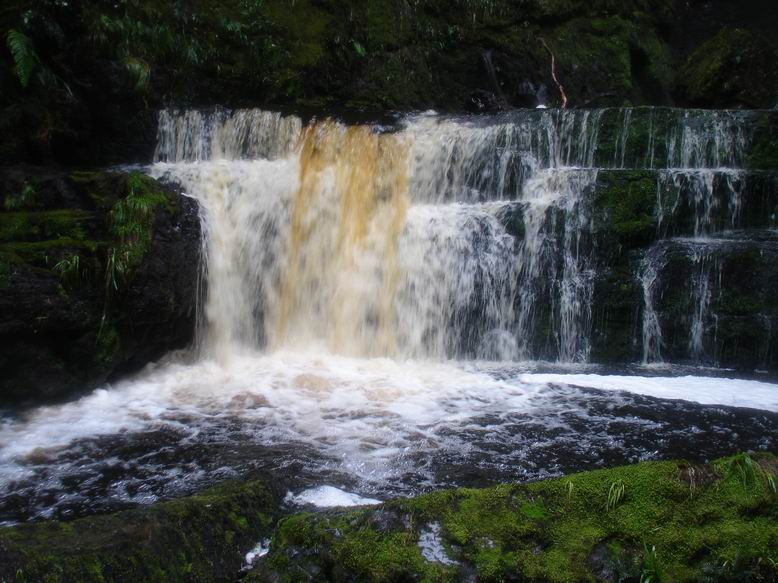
[
  {"x1": 250, "y1": 453, "x2": 778, "y2": 582},
  {"x1": 3, "y1": 183, "x2": 36, "y2": 211},
  {"x1": 676, "y1": 28, "x2": 777, "y2": 109},
  {"x1": 606, "y1": 479, "x2": 626, "y2": 511},
  {"x1": 0, "y1": 479, "x2": 280, "y2": 583},
  {"x1": 53, "y1": 253, "x2": 86, "y2": 287},
  {"x1": 5, "y1": 29, "x2": 37, "y2": 87},
  {"x1": 105, "y1": 172, "x2": 170, "y2": 291},
  {"x1": 593, "y1": 169, "x2": 657, "y2": 247}
]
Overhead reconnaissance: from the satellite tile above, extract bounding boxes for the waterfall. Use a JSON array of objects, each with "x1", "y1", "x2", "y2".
[{"x1": 150, "y1": 106, "x2": 771, "y2": 366}]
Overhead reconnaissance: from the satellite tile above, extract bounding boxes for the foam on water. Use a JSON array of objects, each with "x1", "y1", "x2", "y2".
[
  {"x1": 522, "y1": 373, "x2": 778, "y2": 412},
  {"x1": 3, "y1": 108, "x2": 777, "y2": 523},
  {"x1": 1, "y1": 350, "x2": 777, "y2": 523},
  {"x1": 285, "y1": 486, "x2": 381, "y2": 508}
]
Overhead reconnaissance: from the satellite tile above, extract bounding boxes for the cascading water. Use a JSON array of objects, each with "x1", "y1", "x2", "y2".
[
  {"x1": 2, "y1": 106, "x2": 777, "y2": 525},
  {"x1": 153, "y1": 107, "x2": 769, "y2": 366},
  {"x1": 152, "y1": 108, "x2": 610, "y2": 362}
]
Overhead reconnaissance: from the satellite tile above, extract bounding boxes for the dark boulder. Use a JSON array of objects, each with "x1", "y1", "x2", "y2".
[
  {"x1": 0, "y1": 168, "x2": 200, "y2": 405},
  {"x1": 675, "y1": 28, "x2": 778, "y2": 109}
]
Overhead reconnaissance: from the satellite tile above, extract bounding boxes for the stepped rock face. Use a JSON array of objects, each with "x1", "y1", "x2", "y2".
[
  {"x1": 0, "y1": 169, "x2": 200, "y2": 405},
  {"x1": 152, "y1": 106, "x2": 778, "y2": 372}
]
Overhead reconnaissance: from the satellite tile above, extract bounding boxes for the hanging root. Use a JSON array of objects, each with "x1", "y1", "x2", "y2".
[{"x1": 540, "y1": 37, "x2": 568, "y2": 109}]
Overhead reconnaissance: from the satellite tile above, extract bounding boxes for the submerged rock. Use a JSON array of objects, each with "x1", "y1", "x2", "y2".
[{"x1": 0, "y1": 168, "x2": 200, "y2": 405}]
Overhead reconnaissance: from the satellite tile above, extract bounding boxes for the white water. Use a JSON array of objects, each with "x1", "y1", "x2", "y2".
[
  {"x1": 1, "y1": 107, "x2": 777, "y2": 523},
  {"x1": 150, "y1": 110, "x2": 612, "y2": 361},
  {"x1": 285, "y1": 486, "x2": 381, "y2": 508},
  {"x1": 2, "y1": 351, "x2": 777, "y2": 501},
  {"x1": 524, "y1": 373, "x2": 778, "y2": 411}
]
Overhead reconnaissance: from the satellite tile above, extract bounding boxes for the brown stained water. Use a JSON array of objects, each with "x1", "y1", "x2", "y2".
[{"x1": 2, "y1": 107, "x2": 776, "y2": 525}]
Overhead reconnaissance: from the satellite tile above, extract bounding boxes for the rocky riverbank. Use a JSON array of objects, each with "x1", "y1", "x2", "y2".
[{"x1": 2, "y1": 453, "x2": 776, "y2": 582}]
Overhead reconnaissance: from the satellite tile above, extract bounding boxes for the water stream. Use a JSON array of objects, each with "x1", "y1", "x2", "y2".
[{"x1": 1, "y1": 107, "x2": 776, "y2": 524}]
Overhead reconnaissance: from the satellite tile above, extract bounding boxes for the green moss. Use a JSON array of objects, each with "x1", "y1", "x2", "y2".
[
  {"x1": 0, "y1": 210, "x2": 93, "y2": 244},
  {"x1": 95, "y1": 325, "x2": 120, "y2": 370},
  {"x1": 548, "y1": 16, "x2": 671, "y2": 107},
  {"x1": 594, "y1": 169, "x2": 657, "y2": 247},
  {"x1": 252, "y1": 454, "x2": 778, "y2": 582},
  {"x1": 0, "y1": 479, "x2": 280, "y2": 583},
  {"x1": 748, "y1": 114, "x2": 778, "y2": 171},
  {"x1": 676, "y1": 28, "x2": 778, "y2": 109},
  {"x1": 0, "y1": 238, "x2": 101, "y2": 269},
  {"x1": 3, "y1": 183, "x2": 37, "y2": 210}
]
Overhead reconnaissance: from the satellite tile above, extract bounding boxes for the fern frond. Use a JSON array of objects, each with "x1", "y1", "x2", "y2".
[
  {"x1": 124, "y1": 56, "x2": 150, "y2": 92},
  {"x1": 6, "y1": 29, "x2": 39, "y2": 87}
]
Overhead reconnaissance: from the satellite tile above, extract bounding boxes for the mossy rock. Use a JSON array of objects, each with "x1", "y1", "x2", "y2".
[
  {"x1": 0, "y1": 479, "x2": 281, "y2": 583},
  {"x1": 249, "y1": 453, "x2": 778, "y2": 582},
  {"x1": 748, "y1": 114, "x2": 778, "y2": 171},
  {"x1": 675, "y1": 28, "x2": 778, "y2": 109},
  {"x1": 0, "y1": 168, "x2": 200, "y2": 405},
  {"x1": 592, "y1": 170, "x2": 658, "y2": 250}
]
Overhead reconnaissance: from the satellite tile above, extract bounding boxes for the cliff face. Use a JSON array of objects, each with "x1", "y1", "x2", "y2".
[
  {"x1": 1, "y1": 0, "x2": 776, "y2": 167},
  {"x1": 0, "y1": 169, "x2": 200, "y2": 405}
]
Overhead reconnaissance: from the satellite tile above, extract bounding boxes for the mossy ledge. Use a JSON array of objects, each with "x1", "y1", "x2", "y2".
[
  {"x1": 0, "y1": 479, "x2": 281, "y2": 583},
  {"x1": 249, "y1": 453, "x2": 778, "y2": 582}
]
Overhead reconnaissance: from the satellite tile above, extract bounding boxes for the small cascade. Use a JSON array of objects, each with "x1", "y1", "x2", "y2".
[
  {"x1": 150, "y1": 106, "x2": 775, "y2": 367},
  {"x1": 639, "y1": 244, "x2": 667, "y2": 364},
  {"x1": 686, "y1": 242, "x2": 719, "y2": 362},
  {"x1": 154, "y1": 108, "x2": 302, "y2": 162}
]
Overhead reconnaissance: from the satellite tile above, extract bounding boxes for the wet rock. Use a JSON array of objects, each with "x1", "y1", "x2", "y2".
[{"x1": 0, "y1": 168, "x2": 200, "y2": 405}]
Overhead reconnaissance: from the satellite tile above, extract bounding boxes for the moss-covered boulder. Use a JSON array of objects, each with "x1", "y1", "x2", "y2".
[
  {"x1": 248, "y1": 454, "x2": 778, "y2": 582},
  {"x1": 675, "y1": 28, "x2": 778, "y2": 109},
  {"x1": 0, "y1": 168, "x2": 200, "y2": 405},
  {"x1": 0, "y1": 478, "x2": 280, "y2": 583}
]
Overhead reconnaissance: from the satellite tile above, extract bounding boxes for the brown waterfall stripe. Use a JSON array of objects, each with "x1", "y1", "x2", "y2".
[{"x1": 149, "y1": 107, "x2": 778, "y2": 368}]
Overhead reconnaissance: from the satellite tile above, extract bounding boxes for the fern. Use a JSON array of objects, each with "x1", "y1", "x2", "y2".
[
  {"x1": 6, "y1": 29, "x2": 39, "y2": 87},
  {"x1": 124, "y1": 56, "x2": 150, "y2": 92}
]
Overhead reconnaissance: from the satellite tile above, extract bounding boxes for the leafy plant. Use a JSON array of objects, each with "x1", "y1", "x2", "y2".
[
  {"x1": 53, "y1": 254, "x2": 84, "y2": 287},
  {"x1": 351, "y1": 39, "x2": 367, "y2": 58},
  {"x1": 640, "y1": 544, "x2": 663, "y2": 582},
  {"x1": 3, "y1": 183, "x2": 36, "y2": 210},
  {"x1": 6, "y1": 29, "x2": 38, "y2": 87},
  {"x1": 124, "y1": 56, "x2": 150, "y2": 92},
  {"x1": 104, "y1": 247, "x2": 128, "y2": 292},
  {"x1": 607, "y1": 479, "x2": 626, "y2": 511},
  {"x1": 104, "y1": 172, "x2": 166, "y2": 293},
  {"x1": 728, "y1": 453, "x2": 757, "y2": 490}
]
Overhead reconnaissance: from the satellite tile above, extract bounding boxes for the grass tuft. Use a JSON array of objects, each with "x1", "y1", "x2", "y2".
[
  {"x1": 606, "y1": 479, "x2": 626, "y2": 511},
  {"x1": 727, "y1": 453, "x2": 757, "y2": 490}
]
